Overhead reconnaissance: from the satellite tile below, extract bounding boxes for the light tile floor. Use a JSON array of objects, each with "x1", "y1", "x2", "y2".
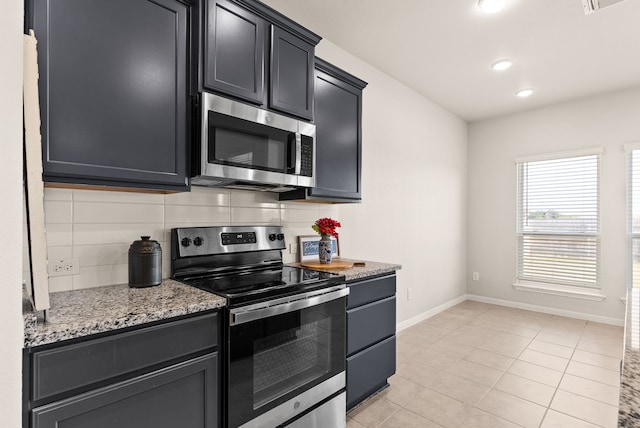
[{"x1": 347, "y1": 300, "x2": 624, "y2": 428}]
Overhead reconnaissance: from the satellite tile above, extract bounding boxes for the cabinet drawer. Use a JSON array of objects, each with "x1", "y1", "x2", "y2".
[
  {"x1": 32, "y1": 312, "x2": 218, "y2": 402},
  {"x1": 347, "y1": 275, "x2": 396, "y2": 309},
  {"x1": 347, "y1": 296, "x2": 396, "y2": 355},
  {"x1": 346, "y1": 336, "x2": 396, "y2": 410}
]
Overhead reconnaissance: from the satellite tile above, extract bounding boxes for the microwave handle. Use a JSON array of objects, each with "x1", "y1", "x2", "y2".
[{"x1": 294, "y1": 132, "x2": 302, "y2": 175}]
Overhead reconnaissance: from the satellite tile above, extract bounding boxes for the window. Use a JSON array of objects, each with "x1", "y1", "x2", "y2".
[
  {"x1": 628, "y1": 146, "x2": 640, "y2": 288},
  {"x1": 516, "y1": 149, "x2": 601, "y2": 291}
]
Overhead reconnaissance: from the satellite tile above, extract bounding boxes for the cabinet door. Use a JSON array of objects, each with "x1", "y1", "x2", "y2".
[
  {"x1": 270, "y1": 26, "x2": 314, "y2": 120},
  {"x1": 310, "y1": 65, "x2": 363, "y2": 200},
  {"x1": 32, "y1": 0, "x2": 189, "y2": 190},
  {"x1": 204, "y1": 0, "x2": 266, "y2": 104},
  {"x1": 32, "y1": 353, "x2": 218, "y2": 428}
]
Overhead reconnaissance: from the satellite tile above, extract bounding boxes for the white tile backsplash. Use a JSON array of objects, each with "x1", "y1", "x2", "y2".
[
  {"x1": 230, "y1": 207, "x2": 280, "y2": 225},
  {"x1": 73, "y1": 223, "x2": 165, "y2": 246},
  {"x1": 74, "y1": 202, "x2": 164, "y2": 224},
  {"x1": 165, "y1": 187, "x2": 230, "y2": 206},
  {"x1": 39, "y1": 187, "x2": 336, "y2": 291},
  {"x1": 44, "y1": 224, "x2": 73, "y2": 247},
  {"x1": 164, "y1": 205, "x2": 230, "y2": 224},
  {"x1": 43, "y1": 200, "x2": 73, "y2": 224},
  {"x1": 72, "y1": 189, "x2": 164, "y2": 204}
]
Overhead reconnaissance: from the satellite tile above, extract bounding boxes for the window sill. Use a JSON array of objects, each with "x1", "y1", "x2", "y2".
[{"x1": 512, "y1": 281, "x2": 606, "y2": 301}]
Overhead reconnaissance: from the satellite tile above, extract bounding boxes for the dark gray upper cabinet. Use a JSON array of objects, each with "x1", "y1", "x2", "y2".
[
  {"x1": 280, "y1": 58, "x2": 368, "y2": 202},
  {"x1": 202, "y1": 0, "x2": 320, "y2": 120},
  {"x1": 31, "y1": 0, "x2": 192, "y2": 191},
  {"x1": 204, "y1": 0, "x2": 266, "y2": 104},
  {"x1": 269, "y1": 26, "x2": 314, "y2": 120}
]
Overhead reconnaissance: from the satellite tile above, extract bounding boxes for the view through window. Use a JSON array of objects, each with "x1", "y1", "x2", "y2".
[{"x1": 516, "y1": 152, "x2": 600, "y2": 288}]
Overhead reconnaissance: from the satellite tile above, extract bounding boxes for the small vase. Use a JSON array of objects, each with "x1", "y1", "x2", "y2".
[{"x1": 318, "y1": 235, "x2": 333, "y2": 264}]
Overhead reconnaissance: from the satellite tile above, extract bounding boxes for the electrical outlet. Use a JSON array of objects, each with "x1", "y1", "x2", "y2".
[
  {"x1": 289, "y1": 243, "x2": 298, "y2": 254},
  {"x1": 472, "y1": 272, "x2": 480, "y2": 281},
  {"x1": 48, "y1": 258, "x2": 80, "y2": 277},
  {"x1": 407, "y1": 288, "x2": 413, "y2": 300}
]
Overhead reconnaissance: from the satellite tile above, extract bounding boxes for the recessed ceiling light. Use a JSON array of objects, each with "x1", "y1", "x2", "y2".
[
  {"x1": 516, "y1": 88, "x2": 534, "y2": 98},
  {"x1": 478, "y1": 0, "x2": 505, "y2": 13},
  {"x1": 491, "y1": 59, "x2": 512, "y2": 71}
]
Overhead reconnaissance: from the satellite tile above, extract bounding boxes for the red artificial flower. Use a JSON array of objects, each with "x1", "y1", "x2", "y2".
[{"x1": 312, "y1": 217, "x2": 341, "y2": 238}]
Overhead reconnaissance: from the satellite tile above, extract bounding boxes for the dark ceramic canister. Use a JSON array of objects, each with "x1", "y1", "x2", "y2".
[{"x1": 128, "y1": 236, "x2": 162, "y2": 288}]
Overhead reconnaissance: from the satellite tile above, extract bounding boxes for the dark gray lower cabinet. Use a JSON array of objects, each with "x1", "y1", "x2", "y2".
[
  {"x1": 24, "y1": 312, "x2": 219, "y2": 428},
  {"x1": 32, "y1": 353, "x2": 217, "y2": 428},
  {"x1": 346, "y1": 274, "x2": 396, "y2": 410}
]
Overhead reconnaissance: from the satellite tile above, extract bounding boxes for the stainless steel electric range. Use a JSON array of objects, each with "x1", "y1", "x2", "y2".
[{"x1": 171, "y1": 226, "x2": 348, "y2": 428}]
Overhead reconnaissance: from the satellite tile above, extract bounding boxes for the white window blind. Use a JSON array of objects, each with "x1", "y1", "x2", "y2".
[
  {"x1": 628, "y1": 148, "x2": 640, "y2": 288},
  {"x1": 517, "y1": 153, "x2": 600, "y2": 288}
]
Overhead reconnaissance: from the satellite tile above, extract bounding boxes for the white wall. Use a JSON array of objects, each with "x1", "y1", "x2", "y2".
[
  {"x1": 316, "y1": 41, "x2": 469, "y2": 324},
  {"x1": 468, "y1": 87, "x2": 640, "y2": 323},
  {"x1": 0, "y1": 0, "x2": 25, "y2": 424}
]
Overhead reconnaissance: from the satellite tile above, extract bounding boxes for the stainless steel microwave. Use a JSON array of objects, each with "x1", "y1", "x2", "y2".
[{"x1": 192, "y1": 93, "x2": 315, "y2": 192}]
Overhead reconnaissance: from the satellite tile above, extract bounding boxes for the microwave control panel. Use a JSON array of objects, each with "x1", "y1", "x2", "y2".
[{"x1": 300, "y1": 136, "x2": 313, "y2": 177}]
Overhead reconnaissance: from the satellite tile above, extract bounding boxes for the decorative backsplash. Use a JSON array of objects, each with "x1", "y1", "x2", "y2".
[{"x1": 26, "y1": 187, "x2": 337, "y2": 292}]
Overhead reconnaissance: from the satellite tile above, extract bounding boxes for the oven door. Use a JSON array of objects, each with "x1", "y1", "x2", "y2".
[{"x1": 227, "y1": 286, "x2": 348, "y2": 428}]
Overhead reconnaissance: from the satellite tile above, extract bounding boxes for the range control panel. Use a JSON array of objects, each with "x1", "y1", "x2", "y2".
[
  {"x1": 221, "y1": 232, "x2": 257, "y2": 245},
  {"x1": 173, "y1": 226, "x2": 286, "y2": 258}
]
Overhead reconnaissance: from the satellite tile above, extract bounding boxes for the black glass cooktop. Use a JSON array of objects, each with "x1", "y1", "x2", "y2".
[{"x1": 181, "y1": 265, "x2": 345, "y2": 307}]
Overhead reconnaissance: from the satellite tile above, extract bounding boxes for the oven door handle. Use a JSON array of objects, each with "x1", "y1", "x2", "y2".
[{"x1": 229, "y1": 285, "x2": 349, "y2": 326}]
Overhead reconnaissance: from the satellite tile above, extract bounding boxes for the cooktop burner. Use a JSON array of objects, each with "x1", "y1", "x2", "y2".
[
  {"x1": 181, "y1": 265, "x2": 342, "y2": 307},
  {"x1": 170, "y1": 226, "x2": 345, "y2": 307}
]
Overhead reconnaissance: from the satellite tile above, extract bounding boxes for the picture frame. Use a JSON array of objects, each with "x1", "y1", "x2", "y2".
[{"x1": 298, "y1": 235, "x2": 340, "y2": 262}]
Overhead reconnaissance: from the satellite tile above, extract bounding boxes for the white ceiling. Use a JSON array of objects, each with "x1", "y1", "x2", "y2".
[{"x1": 262, "y1": 0, "x2": 640, "y2": 122}]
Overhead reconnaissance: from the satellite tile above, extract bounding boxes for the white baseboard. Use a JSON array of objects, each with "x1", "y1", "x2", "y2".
[
  {"x1": 465, "y1": 294, "x2": 624, "y2": 326},
  {"x1": 396, "y1": 293, "x2": 624, "y2": 331},
  {"x1": 396, "y1": 295, "x2": 467, "y2": 332}
]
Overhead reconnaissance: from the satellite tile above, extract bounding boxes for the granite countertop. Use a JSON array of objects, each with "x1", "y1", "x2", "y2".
[
  {"x1": 621, "y1": 288, "x2": 640, "y2": 426},
  {"x1": 23, "y1": 260, "x2": 399, "y2": 349},
  {"x1": 23, "y1": 279, "x2": 226, "y2": 348},
  {"x1": 290, "y1": 259, "x2": 401, "y2": 282}
]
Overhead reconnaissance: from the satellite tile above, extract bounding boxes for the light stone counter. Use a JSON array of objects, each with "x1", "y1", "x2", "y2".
[
  {"x1": 23, "y1": 279, "x2": 226, "y2": 348},
  {"x1": 290, "y1": 259, "x2": 401, "y2": 282}
]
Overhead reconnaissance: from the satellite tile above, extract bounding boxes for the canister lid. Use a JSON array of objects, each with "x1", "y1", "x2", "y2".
[{"x1": 129, "y1": 236, "x2": 162, "y2": 255}]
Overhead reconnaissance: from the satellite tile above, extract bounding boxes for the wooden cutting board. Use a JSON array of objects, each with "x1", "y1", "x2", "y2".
[{"x1": 301, "y1": 260, "x2": 354, "y2": 270}]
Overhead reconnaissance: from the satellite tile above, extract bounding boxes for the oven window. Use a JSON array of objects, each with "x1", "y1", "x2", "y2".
[
  {"x1": 228, "y1": 297, "x2": 346, "y2": 428},
  {"x1": 253, "y1": 317, "x2": 331, "y2": 408}
]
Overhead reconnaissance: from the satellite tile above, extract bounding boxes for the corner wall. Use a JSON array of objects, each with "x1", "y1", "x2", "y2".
[{"x1": 467, "y1": 87, "x2": 640, "y2": 322}]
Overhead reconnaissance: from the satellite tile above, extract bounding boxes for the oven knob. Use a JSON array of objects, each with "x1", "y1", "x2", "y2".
[
  {"x1": 277, "y1": 233, "x2": 284, "y2": 241},
  {"x1": 181, "y1": 237, "x2": 192, "y2": 247},
  {"x1": 268, "y1": 233, "x2": 276, "y2": 241},
  {"x1": 194, "y1": 237, "x2": 204, "y2": 246}
]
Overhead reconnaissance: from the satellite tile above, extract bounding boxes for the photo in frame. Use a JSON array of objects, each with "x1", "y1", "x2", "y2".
[{"x1": 298, "y1": 235, "x2": 340, "y2": 262}]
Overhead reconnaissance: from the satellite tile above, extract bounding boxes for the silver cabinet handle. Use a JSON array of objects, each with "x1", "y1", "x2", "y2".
[{"x1": 230, "y1": 285, "x2": 348, "y2": 326}]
